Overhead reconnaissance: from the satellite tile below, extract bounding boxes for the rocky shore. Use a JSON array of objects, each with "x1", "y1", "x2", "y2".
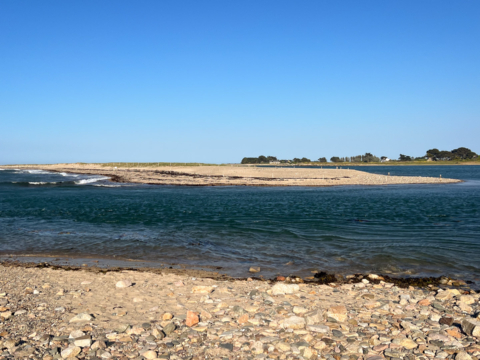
[
  {"x1": 0, "y1": 263, "x2": 479, "y2": 360},
  {"x1": 1, "y1": 164, "x2": 461, "y2": 187}
]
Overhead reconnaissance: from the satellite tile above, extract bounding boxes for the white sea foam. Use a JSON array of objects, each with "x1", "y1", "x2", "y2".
[
  {"x1": 93, "y1": 184, "x2": 122, "y2": 187},
  {"x1": 28, "y1": 182, "x2": 58, "y2": 185},
  {"x1": 58, "y1": 172, "x2": 78, "y2": 177},
  {"x1": 74, "y1": 176, "x2": 109, "y2": 185},
  {"x1": 25, "y1": 169, "x2": 52, "y2": 174}
]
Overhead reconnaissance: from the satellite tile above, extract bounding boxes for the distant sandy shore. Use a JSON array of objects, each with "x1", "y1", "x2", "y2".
[{"x1": 2, "y1": 163, "x2": 462, "y2": 186}]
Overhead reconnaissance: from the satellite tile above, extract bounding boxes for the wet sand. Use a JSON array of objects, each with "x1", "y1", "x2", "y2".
[{"x1": 2, "y1": 164, "x2": 462, "y2": 187}]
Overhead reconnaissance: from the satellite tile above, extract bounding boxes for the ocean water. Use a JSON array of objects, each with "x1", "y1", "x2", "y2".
[{"x1": 0, "y1": 166, "x2": 479, "y2": 282}]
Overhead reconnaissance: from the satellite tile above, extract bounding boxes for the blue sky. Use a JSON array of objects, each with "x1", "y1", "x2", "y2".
[{"x1": 1, "y1": 1, "x2": 479, "y2": 164}]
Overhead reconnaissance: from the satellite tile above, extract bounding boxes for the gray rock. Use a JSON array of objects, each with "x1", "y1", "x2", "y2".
[{"x1": 163, "y1": 322, "x2": 176, "y2": 335}]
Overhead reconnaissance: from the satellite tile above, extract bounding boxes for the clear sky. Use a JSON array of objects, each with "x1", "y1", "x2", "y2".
[{"x1": 1, "y1": 1, "x2": 479, "y2": 164}]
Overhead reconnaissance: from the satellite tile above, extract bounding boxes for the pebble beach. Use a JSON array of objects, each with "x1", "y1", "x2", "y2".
[
  {"x1": 1, "y1": 263, "x2": 479, "y2": 360},
  {"x1": 1, "y1": 164, "x2": 461, "y2": 187}
]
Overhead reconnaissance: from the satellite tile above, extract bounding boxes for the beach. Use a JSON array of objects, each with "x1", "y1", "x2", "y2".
[
  {"x1": 1, "y1": 164, "x2": 462, "y2": 187},
  {"x1": 0, "y1": 262, "x2": 479, "y2": 359}
]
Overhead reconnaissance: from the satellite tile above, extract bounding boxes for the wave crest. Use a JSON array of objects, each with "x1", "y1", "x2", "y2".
[{"x1": 74, "y1": 177, "x2": 109, "y2": 185}]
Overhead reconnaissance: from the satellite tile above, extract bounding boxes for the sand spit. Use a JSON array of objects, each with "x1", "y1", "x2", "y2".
[
  {"x1": 0, "y1": 263, "x2": 479, "y2": 359},
  {"x1": 2, "y1": 164, "x2": 462, "y2": 187}
]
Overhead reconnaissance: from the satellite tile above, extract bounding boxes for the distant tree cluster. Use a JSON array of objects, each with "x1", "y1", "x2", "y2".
[
  {"x1": 241, "y1": 156, "x2": 278, "y2": 164},
  {"x1": 425, "y1": 147, "x2": 477, "y2": 161},
  {"x1": 292, "y1": 157, "x2": 311, "y2": 163},
  {"x1": 241, "y1": 147, "x2": 477, "y2": 164},
  {"x1": 330, "y1": 153, "x2": 380, "y2": 163}
]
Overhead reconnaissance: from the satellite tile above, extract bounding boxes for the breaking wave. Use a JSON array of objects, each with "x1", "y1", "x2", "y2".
[
  {"x1": 25, "y1": 170, "x2": 52, "y2": 174},
  {"x1": 28, "y1": 182, "x2": 59, "y2": 185},
  {"x1": 74, "y1": 177, "x2": 109, "y2": 185}
]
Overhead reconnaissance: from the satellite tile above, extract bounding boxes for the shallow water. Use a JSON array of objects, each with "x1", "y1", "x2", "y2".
[{"x1": 0, "y1": 166, "x2": 479, "y2": 281}]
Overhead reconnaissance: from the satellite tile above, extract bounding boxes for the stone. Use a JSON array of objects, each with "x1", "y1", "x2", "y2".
[
  {"x1": 191, "y1": 286, "x2": 214, "y2": 294},
  {"x1": 282, "y1": 316, "x2": 306, "y2": 329},
  {"x1": 293, "y1": 306, "x2": 308, "y2": 315},
  {"x1": 249, "y1": 266, "x2": 261, "y2": 273},
  {"x1": 436, "y1": 291, "x2": 453, "y2": 301},
  {"x1": 4, "y1": 339, "x2": 17, "y2": 349},
  {"x1": 304, "y1": 309, "x2": 323, "y2": 325},
  {"x1": 238, "y1": 314, "x2": 249, "y2": 324},
  {"x1": 115, "y1": 280, "x2": 132, "y2": 288},
  {"x1": 163, "y1": 322, "x2": 176, "y2": 335},
  {"x1": 460, "y1": 295, "x2": 475, "y2": 305},
  {"x1": 74, "y1": 336, "x2": 92, "y2": 347},
  {"x1": 271, "y1": 283, "x2": 300, "y2": 295},
  {"x1": 219, "y1": 343, "x2": 234, "y2": 351},
  {"x1": 446, "y1": 328, "x2": 462, "y2": 339},
  {"x1": 186, "y1": 310, "x2": 199, "y2": 327},
  {"x1": 461, "y1": 318, "x2": 480, "y2": 337},
  {"x1": 307, "y1": 325, "x2": 329, "y2": 333},
  {"x1": 162, "y1": 312, "x2": 173, "y2": 320},
  {"x1": 400, "y1": 338, "x2": 417, "y2": 349},
  {"x1": 141, "y1": 350, "x2": 158, "y2": 359},
  {"x1": 326, "y1": 305, "x2": 348, "y2": 322},
  {"x1": 61, "y1": 346, "x2": 81, "y2": 359},
  {"x1": 91, "y1": 341, "x2": 106, "y2": 350},
  {"x1": 0, "y1": 311, "x2": 12, "y2": 320},
  {"x1": 302, "y1": 347, "x2": 317, "y2": 359},
  {"x1": 418, "y1": 299, "x2": 431, "y2": 306},
  {"x1": 69, "y1": 313, "x2": 93, "y2": 323},
  {"x1": 439, "y1": 316, "x2": 454, "y2": 326},
  {"x1": 456, "y1": 351, "x2": 472, "y2": 360},
  {"x1": 276, "y1": 342, "x2": 291, "y2": 352},
  {"x1": 69, "y1": 330, "x2": 85, "y2": 338},
  {"x1": 459, "y1": 301, "x2": 473, "y2": 313},
  {"x1": 252, "y1": 341, "x2": 264, "y2": 354}
]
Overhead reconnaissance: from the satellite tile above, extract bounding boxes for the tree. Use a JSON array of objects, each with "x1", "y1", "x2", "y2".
[
  {"x1": 318, "y1": 157, "x2": 327, "y2": 163},
  {"x1": 426, "y1": 148, "x2": 440, "y2": 159},
  {"x1": 399, "y1": 154, "x2": 413, "y2": 161},
  {"x1": 363, "y1": 153, "x2": 380, "y2": 162},
  {"x1": 301, "y1": 157, "x2": 311, "y2": 163},
  {"x1": 241, "y1": 157, "x2": 259, "y2": 164},
  {"x1": 437, "y1": 151, "x2": 453, "y2": 161},
  {"x1": 267, "y1": 156, "x2": 278, "y2": 161},
  {"x1": 330, "y1": 157, "x2": 343, "y2": 163},
  {"x1": 258, "y1": 155, "x2": 268, "y2": 163},
  {"x1": 451, "y1": 147, "x2": 477, "y2": 160}
]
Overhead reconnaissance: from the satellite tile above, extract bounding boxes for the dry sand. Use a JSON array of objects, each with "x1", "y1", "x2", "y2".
[{"x1": 2, "y1": 164, "x2": 461, "y2": 187}]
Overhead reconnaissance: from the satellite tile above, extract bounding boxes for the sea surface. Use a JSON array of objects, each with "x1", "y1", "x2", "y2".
[{"x1": 0, "y1": 166, "x2": 479, "y2": 282}]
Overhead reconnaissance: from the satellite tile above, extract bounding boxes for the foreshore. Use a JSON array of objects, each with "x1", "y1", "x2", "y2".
[
  {"x1": 0, "y1": 261, "x2": 479, "y2": 360},
  {"x1": 1, "y1": 164, "x2": 462, "y2": 187}
]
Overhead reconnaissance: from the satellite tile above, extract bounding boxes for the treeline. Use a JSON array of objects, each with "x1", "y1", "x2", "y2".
[
  {"x1": 241, "y1": 156, "x2": 313, "y2": 164},
  {"x1": 241, "y1": 147, "x2": 477, "y2": 164},
  {"x1": 425, "y1": 147, "x2": 477, "y2": 161}
]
